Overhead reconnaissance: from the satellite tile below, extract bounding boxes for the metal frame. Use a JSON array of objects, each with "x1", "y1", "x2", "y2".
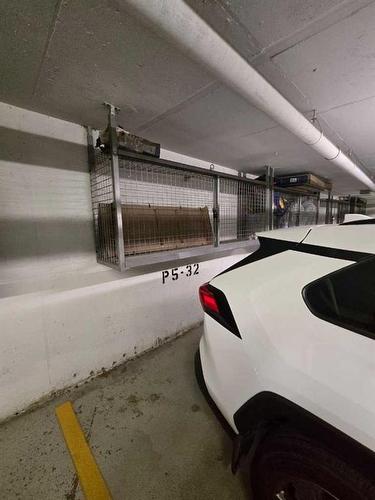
[
  {"x1": 89, "y1": 147, "x2": 268, "y2": 270},
  {"x1": 106, "y1": 104, "x2": 126, "y2": 271},
  {"x1": 88, "y1": 115, "x2": 345, "y2": 272},
  {"x1": 115, "y1": 149, "x2": 265, "y2": 187}
]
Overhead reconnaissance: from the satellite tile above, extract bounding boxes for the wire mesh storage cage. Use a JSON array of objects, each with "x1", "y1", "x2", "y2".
[
  {"x1": 89, "y1": 123, "x2": 360, "y2": 271},
  {"x1": 90, "y1": 146, "x2": 270, "y2": 269}
]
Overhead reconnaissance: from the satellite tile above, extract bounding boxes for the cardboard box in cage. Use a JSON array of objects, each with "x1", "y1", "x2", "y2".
[{"x1": 97, "y1": 203, "x2": 213, "y2": 258}]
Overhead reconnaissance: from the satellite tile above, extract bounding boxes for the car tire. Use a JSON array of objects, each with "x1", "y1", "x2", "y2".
[{"x1": 250, "y1": 427, "x2": 375, "y2": 500}]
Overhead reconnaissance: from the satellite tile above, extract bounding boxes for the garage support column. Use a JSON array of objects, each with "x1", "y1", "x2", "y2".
[
  {"x1": 107, "y1": 103, "x2": 126, "y2": 271},
  {"x1": 213, "y1": 176, "x2": 220, "y2": 247},
  {"x1": 266, "y1": 166, "x2": 274, "y2": 231}
]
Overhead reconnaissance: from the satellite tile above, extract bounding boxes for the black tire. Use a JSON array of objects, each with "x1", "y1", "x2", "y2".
[{"x1": 250, "y1": 427, "x2": 375, "y2": 500}]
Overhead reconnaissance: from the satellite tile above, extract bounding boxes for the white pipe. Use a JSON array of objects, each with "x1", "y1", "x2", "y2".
[{"x1": 124, "y1": 0, "x2": 375, "y2": 190}]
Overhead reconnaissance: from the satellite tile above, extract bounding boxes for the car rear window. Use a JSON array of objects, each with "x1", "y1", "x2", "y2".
[{"x1": 303, "y1": 256, "x2": 375, "y2": 340}]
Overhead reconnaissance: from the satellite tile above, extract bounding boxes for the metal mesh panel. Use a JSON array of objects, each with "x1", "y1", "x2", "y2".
[
  {"x1": 273, "y1": 190, "x2": 299, "y2": 228},
  {"x1": 245, "y1": 183, "x2": 268, "y2": 234},
  {"x1": 273, "y1": 190, "x2": 318, "y2": 228},
  {"x1": 90, "y1": 150, "x2": 118, "y2": 266},
  {"x1": 299, "y1": 195, "x2": 319, "y2": 226},
  {"x1": 318, "y1": 198, "x2": 350, "y2": 225},
  {"x1": 219, "y1": 179, "x2": 267, "y2": 242},
  {"x1": 219, "y1": 178, "x2": 239, "y2": 242},
  {"x1": 350, "y1": 197, "x2": 367, "y2": 214},
  {"x1": 337, "y1": 200, "x2": 350, "y2": 223},
  {"x1": 330, "y1": 200, "x2": 338, "y2": 223},
  {"x1": 119, "y1": 158, "x2": 214, "y2": 255},
  {"x1": 317, "y1": 199, "x2": 327, "y2": 224}
]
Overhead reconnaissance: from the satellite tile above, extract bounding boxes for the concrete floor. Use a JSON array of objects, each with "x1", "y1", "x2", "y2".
[{"x1": 0, "y1": 325, "x2": 249, "y2": 499}]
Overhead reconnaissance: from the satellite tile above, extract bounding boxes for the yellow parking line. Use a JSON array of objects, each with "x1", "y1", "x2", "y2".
[{"x1": 55, "y1": 401, "x2": 112, "y2": 500}]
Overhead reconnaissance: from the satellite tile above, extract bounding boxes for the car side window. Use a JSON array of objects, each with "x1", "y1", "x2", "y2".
[{"x1": 303, "y1": 257, "x2": 375, "y2": 339}]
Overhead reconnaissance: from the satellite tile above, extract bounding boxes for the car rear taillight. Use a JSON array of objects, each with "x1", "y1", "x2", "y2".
[
  {"x1": 199, "y1": 283, "x2": 241, "y2": 339},
  {"x1": 199, "y1": 284, "x2": 220, "y2": 313}
]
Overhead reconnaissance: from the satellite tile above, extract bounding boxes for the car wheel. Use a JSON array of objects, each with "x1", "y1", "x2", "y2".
[{"x1": 250, "y1": 427, "x2": 375, "y2": 500}]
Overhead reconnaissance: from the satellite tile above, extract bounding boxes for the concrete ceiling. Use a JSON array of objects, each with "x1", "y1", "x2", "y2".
[{"x1": 2, "y1": 0, "x2": 375, "y2": 193}]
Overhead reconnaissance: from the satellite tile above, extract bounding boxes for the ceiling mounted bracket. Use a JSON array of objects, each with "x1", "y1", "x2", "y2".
[{"x1": 103, "y1": 102, "x2": 120, "y2": 115}]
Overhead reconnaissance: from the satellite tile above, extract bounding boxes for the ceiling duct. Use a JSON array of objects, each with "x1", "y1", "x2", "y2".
[{"x1": 124, "y1": 0, "x2": 375, "y2": 191}]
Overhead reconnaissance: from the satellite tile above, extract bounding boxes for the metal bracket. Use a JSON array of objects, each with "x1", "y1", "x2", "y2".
[{"x1": 103, "y1": 102, "x2": 120, "y2": 113}]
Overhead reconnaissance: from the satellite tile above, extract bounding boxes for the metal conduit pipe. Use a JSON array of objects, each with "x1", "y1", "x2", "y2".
[{"x1": 124, "y1": 0, "x2": 375, "y2": 190}]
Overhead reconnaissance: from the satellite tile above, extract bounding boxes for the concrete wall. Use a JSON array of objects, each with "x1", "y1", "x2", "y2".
[
  {"x1": 0, "y1": 102, "x2": 247, "y2": 420},
  {"x1": 0, "y1": 102, "x2": 95, "y2": 281}
]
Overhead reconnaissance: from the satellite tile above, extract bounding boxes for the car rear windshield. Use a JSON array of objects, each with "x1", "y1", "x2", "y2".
[{"x1": 303, "y1": 256, "x2": 375, "y2": 340}]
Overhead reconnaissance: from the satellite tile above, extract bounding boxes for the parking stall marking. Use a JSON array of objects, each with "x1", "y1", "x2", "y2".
[{"x1": 55, "y1": 401, "x2": 112, "y2": 500}]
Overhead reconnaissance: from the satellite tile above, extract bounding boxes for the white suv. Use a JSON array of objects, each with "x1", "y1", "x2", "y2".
[{"x1": 196, "y1": 217, "x2": 375, "y2": 499}]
